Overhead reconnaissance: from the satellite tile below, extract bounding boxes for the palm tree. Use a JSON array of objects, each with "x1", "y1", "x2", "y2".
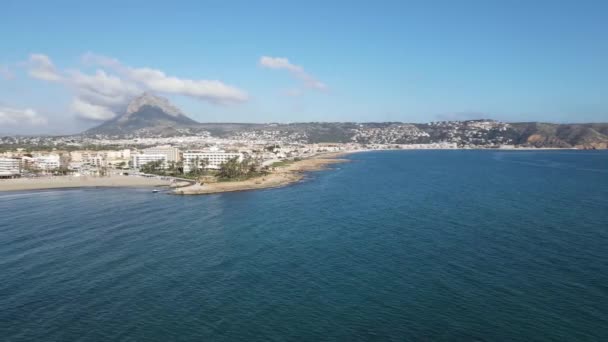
[
  {"x1": 200, "y1": 158, "x2": 209, "y2": 174},
  {"x1": 167, "y1": 161, "x2": 175, "y2": 172},
  {"x1": 175, "y1": 160, "x2": 184, "y2": 175},
  {"x1": 192, "y1": 156, "x2": 201, "y2": 176}
]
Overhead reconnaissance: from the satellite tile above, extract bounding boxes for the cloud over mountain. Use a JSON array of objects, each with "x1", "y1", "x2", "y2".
[
  {"x1": 25, "y1": 53, "x2": 249, "y2": 121},
  {"x1": 126, "y1": 67, "x2": 248, "y2": 104},
  {"x1": 69, "y1": 98, "x2": 117, "y2": 121}
]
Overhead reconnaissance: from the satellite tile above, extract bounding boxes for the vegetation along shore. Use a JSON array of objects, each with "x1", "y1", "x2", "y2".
[{"x1": 173, "y1": 152, "x2": 348, "y2": 195}]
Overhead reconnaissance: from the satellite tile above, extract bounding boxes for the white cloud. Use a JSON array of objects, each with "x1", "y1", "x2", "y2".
[
  {"x1": 260, "y1": 56, "x2": 303, "y2": 72},
  {"x1": 0, "y1": 106, "x2": 47, "y2": 126},
  {"x1": 260, "y1": 56, "x2": 327, "y2": 91},
  {"x1": 127, "y1": 67, "x2": 248, "y2": 104},
  {"x1": 63, "y1": 69, "x2": 142, "y2": 120},
  {"x1": 27, "y1": 54, "x2": 62, "y2": 81},
  {"x1": 81, "y1": 52, "x2": 122, "y2": 69},
  {"x1": 25, "y1": 53, "x2": 249, "y2": 121},
  {"x1": 70, "y1": 69, "x2": 140, "y2": 105},
  {"x1": 83, "y1": 52, "x2": 248, "y2": 104},
  {"x1": 70, "y1": 98, "x2": 117, "y2": 121}
]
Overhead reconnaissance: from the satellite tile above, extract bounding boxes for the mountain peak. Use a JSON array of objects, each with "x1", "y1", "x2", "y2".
[
  {"x1": 84, "y1": 92, "x2": 199, "y2": 136},
  {"x1": 126, "y1": 92, "x2": 183, "y2": 117}
]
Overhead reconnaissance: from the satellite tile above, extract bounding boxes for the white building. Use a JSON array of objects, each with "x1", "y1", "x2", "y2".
[
  {"x1": 87, "y1": 155, "x2": 108, "y2": 168},
  {"x1": 70, "y1": 150, "x2": 131, "y2": 167},
  {"x1": 183, "y1": 150, "x2": 243, "y2": 172},
  {"x1": 132, "y1": 154, "x2": 167, "y2": 169},
  {"x1": 143, "y1": 146, "x2": 180, "y2": 162},
  {"x1": 106, "y1": 149, "x2": 132, "y2": 161},
  {"x1": 33, "y1": 155, "x2": 61, "y2": 171},
  {"x1": 0, "y1": 158, "x2": 21, "y2": 178}
]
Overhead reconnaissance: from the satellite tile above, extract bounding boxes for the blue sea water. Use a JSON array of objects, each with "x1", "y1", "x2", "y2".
[{"x1": 1, "y1": 150, "x2": 608, "y2": 341}]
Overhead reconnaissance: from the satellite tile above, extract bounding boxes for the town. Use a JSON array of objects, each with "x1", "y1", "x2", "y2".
[
  {"x1": 2, "y1": 116, "x2": 606, "y2": 180},
  {"x1": 0, "y1": 140, "x2": 459, "y2": 179}
]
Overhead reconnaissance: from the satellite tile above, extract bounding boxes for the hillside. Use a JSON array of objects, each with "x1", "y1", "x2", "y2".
[
  {"x1": 509, "y1": 123, "x2": 608, "y2": 149},
  {"x1": 77, "y1": 94, "x2": 608, "y2": 148}
]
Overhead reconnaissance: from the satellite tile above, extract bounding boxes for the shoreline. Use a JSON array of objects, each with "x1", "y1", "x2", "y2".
[
  {"x1": 1, "y1": 148, "x2": 600, "y2": 194},
  {"x1": 0, "y1": 175, "x2": 172, "y2": 192},
  {"x1": 0, "y1": 153, "x2": 349, "y2": 195},
  {"x1": 173, "y1": 152, "x2": 349, "y2": 195}
]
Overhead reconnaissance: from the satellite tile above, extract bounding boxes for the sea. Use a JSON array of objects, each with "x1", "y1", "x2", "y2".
[{"x1": 1, "y1": 150, "x2": 607, "y2": 341}]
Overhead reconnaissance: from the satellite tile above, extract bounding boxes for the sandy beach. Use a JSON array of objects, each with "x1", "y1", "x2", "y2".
[
  {"x1": 0, "y1": 175, "x2": 171, "y2": 192},
  {"x1": 0, "y1": 153, "x2": 348, "y2": 194},
  {"x1": 174, "y1": 153, "x2": 349, "y2": 195}
]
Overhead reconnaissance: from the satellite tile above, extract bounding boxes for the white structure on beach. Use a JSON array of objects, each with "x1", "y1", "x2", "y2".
[
  {"x1": 132, "y1": 154, "x2": 167, "y2": 169},
  {"x1": 183, "y1": 150, "x2": 243, "y2": 172},
  {"x1": 0, "y1": 157, "x2": 21, "y2": 178}
]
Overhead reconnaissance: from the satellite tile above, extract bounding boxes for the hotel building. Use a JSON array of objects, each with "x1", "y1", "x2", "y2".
[
  {"x1": 143, "y1": 146, "x2": 180, "y2": 162},
  {"x1": 183, "y1": 150, "x2": 243, "y2": 172},
  {"x1": 132, "y1": 154, "x2": 168, "y2": 169}
]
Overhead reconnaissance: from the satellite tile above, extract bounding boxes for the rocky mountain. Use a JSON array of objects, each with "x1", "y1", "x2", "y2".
[{"x1": 84, "y1": 93, "x2": 201, "y2": 137}]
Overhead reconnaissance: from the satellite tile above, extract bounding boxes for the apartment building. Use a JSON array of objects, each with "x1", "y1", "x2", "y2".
[{"x1": 0, "y1": 157, "x2": 21, "y2": 178}]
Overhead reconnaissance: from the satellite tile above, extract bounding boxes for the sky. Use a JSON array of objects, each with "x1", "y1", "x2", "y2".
[{"x1": 1, "y1": 0, "x2": 607, "y2": 135}]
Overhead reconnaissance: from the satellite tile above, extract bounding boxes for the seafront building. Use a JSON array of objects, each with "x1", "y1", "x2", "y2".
[
  {"x1": 0, "y1": 158, "x2": 21, "y2": 178},
  {"x1": 183, "y1": 150, "x2": 243, "y2": 172},
  {"x1": 132, "y1": 154, "x2": 168, "y2": 169},
  {"x1": 70, "y1": 149, "x2": 131, "y2": 168},
  {"x1": 130, "y1": 146, "x2": 180, "y2": 170}
]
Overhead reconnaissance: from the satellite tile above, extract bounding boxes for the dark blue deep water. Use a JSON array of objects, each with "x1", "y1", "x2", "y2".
[{"x1": 2, "y1": 150, "x2": 608, "y2": 341}]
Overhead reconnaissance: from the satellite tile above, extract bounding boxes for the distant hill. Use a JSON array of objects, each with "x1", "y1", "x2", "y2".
[
  {"x1": 509, "y1": 122, "x2": 608, "y2": 149},
  {"x1": 80, "y1": 95, "x2": 608, "y2": 148}
]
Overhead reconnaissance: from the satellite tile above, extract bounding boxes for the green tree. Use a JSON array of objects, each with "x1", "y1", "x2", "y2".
[
  {"x1": 175, "y1": 160, "x2": 184, "y2": 175},
  {"x1": 140, "y1": 160, "x2": 163, "y2": 174},
  {"x1": 217, "y1": 157, "x2": 242, "y2": 180},
  {"x1": 217, "y1": 157, "x2": 260, "y2": 180},
  {"x1": 188, "y1": 157, "x2": 209, "y2": 177}
]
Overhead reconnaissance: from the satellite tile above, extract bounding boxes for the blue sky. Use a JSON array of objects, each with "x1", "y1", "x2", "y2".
[{"x1": 1, "y1": 0, "x2": 607, "y2": 134}]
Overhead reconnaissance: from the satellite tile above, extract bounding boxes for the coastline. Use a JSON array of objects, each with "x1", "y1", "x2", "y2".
[
  {"x1": 0, "y1": 175, "x2": 171, "y2": 192},
  {"x1": 173, "y1": 152, "x2": 349, "y2": 195},
  {"x1": 1, "y1": 148, "x2": 597, "y2": 194}
]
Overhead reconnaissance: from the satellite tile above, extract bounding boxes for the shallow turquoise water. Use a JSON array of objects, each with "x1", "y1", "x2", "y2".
[{"x1": 1, "y1": 150, "x2": 608, "y2": 341}]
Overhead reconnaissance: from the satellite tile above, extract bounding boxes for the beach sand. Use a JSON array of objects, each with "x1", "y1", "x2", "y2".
[
  {"x1": 174, "y1": 153, "x2": 349, "y2": 195},
  {"x1": 0, "y1": 175, "x2": 171, "y2": 192},
  {"x1": 0, "y1": 153, "x2": 349, "y2": 194}
]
